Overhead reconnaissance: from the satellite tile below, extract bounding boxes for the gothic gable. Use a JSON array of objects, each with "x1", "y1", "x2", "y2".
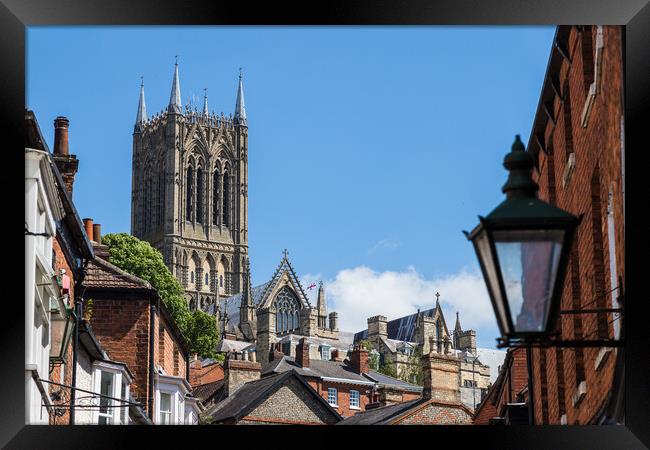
[{"x1": 257, "y1": 255, "x2": 311, "y2": 311}]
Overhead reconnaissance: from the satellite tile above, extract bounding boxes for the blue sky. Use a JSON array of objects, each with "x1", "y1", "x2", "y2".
[{"x1": 27, "y1": 26, "x2": 555, "y2": 346}]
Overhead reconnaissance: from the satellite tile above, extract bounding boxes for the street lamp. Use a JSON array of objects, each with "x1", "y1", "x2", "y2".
[{"x1": 464, "y1": 135, "x2": 580, "y2": 346}]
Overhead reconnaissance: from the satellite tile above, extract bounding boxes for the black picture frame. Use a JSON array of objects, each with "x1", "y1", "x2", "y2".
[{"x1": 4, "y1": 1, "x2": 649, "y2": 448}]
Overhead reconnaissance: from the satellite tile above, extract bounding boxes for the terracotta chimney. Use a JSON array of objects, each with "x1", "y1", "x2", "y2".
[
  {"x1": 53, "y1": 116, "x2": 69, "y2": 156},
  {"x1": 296, "y1": 338, "x2": 310, "y2": 368},
  {"x1": 349, "y1": 344, "x2": 369, "y2": 374},
  {"x1": 83, "y1": 218, "x2": 94, "y2": 242},
  {"x1": 93, "y1": 223, "x2": 102, "y2": 245},
  {"x1": 52, "y1": 116, "x2": 79, "y2": 194}
]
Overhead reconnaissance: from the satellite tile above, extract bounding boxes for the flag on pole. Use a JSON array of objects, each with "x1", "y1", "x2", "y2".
[{"x1": 306, "y1": 283, "x2": 317, "y2": 290}]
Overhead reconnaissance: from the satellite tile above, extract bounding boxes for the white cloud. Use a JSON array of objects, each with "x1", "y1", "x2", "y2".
[
  {"x1": 303, "y1": 265, "x2": 500, "y2": 346},
  {"x1": 367, "y1": 237, "x2": 400, "y2": 254}
]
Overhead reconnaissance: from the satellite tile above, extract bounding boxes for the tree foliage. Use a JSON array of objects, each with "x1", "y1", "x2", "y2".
[
  {"x1": 378, "y1": 362, "x2": 398, "y2": 378},
  {"x1": 102, "y1": 233, "x2": 219, "y2": 358},
  {"x1": 358, "y1": 339, "x2": 380, "y2": 371}
]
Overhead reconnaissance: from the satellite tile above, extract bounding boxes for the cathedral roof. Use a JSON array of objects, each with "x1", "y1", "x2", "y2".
[{"x1": 353, "y1": 305, "x2": 448, "y2": 343}]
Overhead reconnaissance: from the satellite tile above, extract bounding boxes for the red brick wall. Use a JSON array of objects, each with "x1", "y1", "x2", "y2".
[
  {"x1": 531, "y1": 25, "x2": 624, "y2": 425},
  {"x1": 48, "y1": 237, "x2": 77, "y2": 424},
  {"x1": 154, "y1": 315, "x2": 187, "y2": 379},
  {"x1": 87, "y1": 297, "x2": 152, "y2": 410},
  {"x1": 306, "y1": 379, "x2": 372, "y2": 417},
  {"x1": 189, "y1": 361, "x2": 224, "y2": 387}
]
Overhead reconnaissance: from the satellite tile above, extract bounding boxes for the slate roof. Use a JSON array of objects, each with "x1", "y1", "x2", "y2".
[
  {"x1": 217, "y1": 339, "x2": 256, "y2": 353},
  {"x1": 205, "y1": 282, "x2": 269, "y2": 328},
  {"x1": 205, "y1": 370, "x2": 342, "y2": 423},
  {"x1": 337, "y1": 398, "x2": 424, "y2": 425},
  {"x1": 338, "y1": 397, "x2": 473, "y2": 425},
  {"x1": 354, "y1": 306, "x2": 442, "y2": 343},
  {"x1": 274, "y1": 333, "x2": 352, "y2": 352},
  {"x1": 84, "y1": 256, "x2": 153, "y2": 291},
  {"x1": 263, "y1": 356, "x2": 421, "y2": 392}
]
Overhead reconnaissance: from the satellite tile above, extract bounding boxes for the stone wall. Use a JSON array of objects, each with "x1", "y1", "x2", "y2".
[
  {"x1": 397, "y1": 402, "x2": 472, "y2": 425},
  {"x1": 241, "y1": 377, "x2": 338, "y2": 424}
]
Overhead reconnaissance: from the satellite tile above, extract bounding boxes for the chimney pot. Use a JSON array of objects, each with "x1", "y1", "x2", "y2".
[
  {"x1": 93, "y1": 223, "x2": 102, "y2": 245},
  {"x1": 83, "y1": 218, "x2": 94, "y2": 242},
  {"x1": 53, "y1": 116, "x2": 70, "y2": 156}
]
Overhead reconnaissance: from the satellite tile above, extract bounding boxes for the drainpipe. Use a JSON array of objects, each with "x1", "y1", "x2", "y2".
[
  {"x1": 148, "y1": 302, "x2": 156, "y2": 421},
  {"x1": 526, "y1": 345, "x2": 535, "y2": 425},
  {"x1": 69, "y1": 260, "x2": 86, "y2": 425}
]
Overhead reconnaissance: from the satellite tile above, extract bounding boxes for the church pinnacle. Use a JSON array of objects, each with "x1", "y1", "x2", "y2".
[
  {"x1": 234, "y1": 68, "x2": 247, "y2": 126},
  {"x1": 134, "y1": 77, "x2": 147, "y2": 132},
  {"x1": 168, "y1": 57, "x2": 182, "y2": 114},
  {"x1": 203, "y1": 88, "x2": 209, "y2": 116}
]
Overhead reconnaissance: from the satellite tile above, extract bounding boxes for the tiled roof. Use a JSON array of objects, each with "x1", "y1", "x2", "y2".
[
  {"x1": 193, "y1": 380, "x2": 225, "y2": 403},
  {"x1": 83, "y1": 256, "x2": 153, "y2": 291}
]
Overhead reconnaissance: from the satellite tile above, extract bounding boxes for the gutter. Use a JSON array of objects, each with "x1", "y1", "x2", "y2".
[{"x1": 320, "y1": 376, "x2": 375, "y2": 386}]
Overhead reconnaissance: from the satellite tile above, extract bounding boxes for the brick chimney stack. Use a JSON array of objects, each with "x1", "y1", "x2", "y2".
[
  {"x1": 83, "y1": 218, "x2": 94, "y2": 242},
  {"x1": 296, "y1": 338, "x2": 310, "y2": 368},
  {"x1": 52, "y1": 116, "x2": 79, "y2": 194},
  {"x1": 93, "y1": 223, "x2": 102, "y2": 245},
  {"x1": 421, "y1": 351, "x2": 461, "y2": 403},
  {"x1": 224, "y1": 352, "x2": 261, "y2": 397},
  {"x1": 349, "y1": 344, "x2": 369, "y2": 374}
]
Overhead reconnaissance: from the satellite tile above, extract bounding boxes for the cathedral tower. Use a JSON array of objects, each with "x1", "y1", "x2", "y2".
[{"x1": 131, "y1": 61, "x2": 249, "y2": 313}]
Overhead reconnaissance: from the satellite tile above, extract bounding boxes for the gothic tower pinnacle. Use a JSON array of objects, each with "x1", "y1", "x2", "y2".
[
  {"x1": 234, "y1": 68, "x2": 247, "y2": 126},
  {"x1": 168, "y1": 57, "x2": 182, "y2": 114},
  {"x1": 134, "y1": 77, "x2": 147, "y2": 133}
]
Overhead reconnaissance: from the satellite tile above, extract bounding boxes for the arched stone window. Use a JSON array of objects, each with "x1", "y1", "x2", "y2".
[
  {"x1": 212, "y1": 168, "x2": 220, "y2": 226},
  {"x1": 158, "y1": 171, "x2": 165, "y2": 226},
  {"x1": 222, "y1": 170, "x2": 229, "y2": 227},
  {"x1": 186, "y1": 166, "x2": 194, "y2": 221},
  {"x1": 191, "y1": 271, "x2": 195, "y2": 284},
  {"x1": 274, "y1": 287, "x2": 300, "y2": 334},
  {"x1": 196, "y1": 168, "x2": 204, "y2": 223}
]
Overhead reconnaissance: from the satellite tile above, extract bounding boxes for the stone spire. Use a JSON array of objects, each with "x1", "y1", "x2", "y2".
[
  {"x1": 203, "y1": 88, "x2": 209, "y2": 116},
  {"x1": 134, "y1": 77, "x2": 147, "y2": 133},
  {"x1": 234, "y1": 68, "x2": 247, "y2": 126},
  {"x1": 316, "y1": 281, "x2": 327, "y2": 326},
  {"x1": 455, "y1": 311, "x2": 462, "y2": 332},
  {"x1": 168, "y1": 57, "x2": 182, "y2": 114}
]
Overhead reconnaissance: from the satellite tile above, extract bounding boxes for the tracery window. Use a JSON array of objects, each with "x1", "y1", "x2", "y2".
[
  {"x1": 212, "y1": 169, "x2": 220, "y2": 226},
  {"x1": 196, "y1": 168, "x2": 204, "y2": 223},
  {"x1": 222, "y1": 171, "x2": 229, "y2": 227},
  {"x1": 274, "y1": 287, "x2": 300, "y2": 334},
  {"x1": 158, "y1": 171, "x2": 165, "y2": 226},
  {"x1": 186, "y1": 167, "x2": 194, "y2": 221}
]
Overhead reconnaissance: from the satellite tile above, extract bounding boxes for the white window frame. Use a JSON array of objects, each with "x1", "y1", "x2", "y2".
[
  {"x1": 91, "y1": 362, "x2": 132, "y2": 425},
  {"x1": 321, "y1": 345, "x2": 331, "y2": 361},
  {"x1": 156, "y1": 374, "x2": 191, "y2": 425},
  {"x1": 350, "y1": 390, "x2": 360, "y2": 409},
  {"x1": 158, "y1": 392, "x2": 173, "y2": 425},
  {"x1": 327, "y1": 387, "x2": 338, "y2": 407}
]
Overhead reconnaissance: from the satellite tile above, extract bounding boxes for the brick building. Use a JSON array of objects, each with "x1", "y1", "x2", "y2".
[
  {"x1": 474, "y1": 25, "x2": 625, "y2": 425},
  {"x1": 338, "y1": 344, "x2": 473, "y2": 425},
  {"x1": 205, "y1": 369, "x2": 342, "y2": 425},
  {"x1": 189, "y1": 356, "x2": 224, "y2": 387},
  {"x1": 263, "y1": 339, "x2": 423, "y2": 417},
  {"x1": 82, "y1": 223, "x2": 203, "y2": 424}
]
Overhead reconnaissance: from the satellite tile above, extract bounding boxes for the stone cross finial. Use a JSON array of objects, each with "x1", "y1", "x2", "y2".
[
  {"x1": 282, "y1": 248, "x2": 289, "y2": 260},
  {"x1": 435, "y1": 292, "x2": 440, "y2": 303}
]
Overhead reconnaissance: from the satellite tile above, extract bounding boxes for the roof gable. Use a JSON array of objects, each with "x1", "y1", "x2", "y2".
[
  {"x1": 256, "y1": 254, "x2": 311, "y2": 310},
  {"x1": 207, "y1": 370, "x2": 342, "y2": 423}
]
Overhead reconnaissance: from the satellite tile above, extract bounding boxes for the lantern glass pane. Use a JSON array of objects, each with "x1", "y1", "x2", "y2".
[
  {"x1": 493, "y1": 229, "x2": 564, "y2": 333},
  {"x1": 474, "y1": 228, "x2": 510, "y2": 335}
]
